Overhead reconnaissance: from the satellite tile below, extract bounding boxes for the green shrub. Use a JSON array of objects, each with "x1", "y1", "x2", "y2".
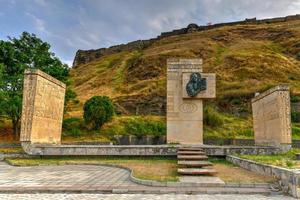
[
  {"x1": 63, "y1": 117, "x2": 83, "y2": 130},
  {"x1": 292, "y1": 125, "x2": 300, "y2": 139},
  {"x1": 67, "y1": 128, "x2": 82, "y2": 137},
  {"x1": 292, "y1": 111, "x2": 300, "y2": 123},
  {"x1": 83, "y1": 96, "x2": 114, "y2": 130},
  {"x1": 124, "y1": 117, "x2": 166, "y2": 138},
  {"x1": 62, "y1": 117, "x2": 84, "y2": 137},
  {"x1": 297, "y1": 51, "x2": 300, "y2": 61},
  {"x1": 203, "y1": 106, "x2": 223, "y2": 127},
  {"x1": 235, "y1": 129, "x2": 253, "y2": 138},
  {"x1": 291, "y1": 96, "x2": 300, "y2": 103},
  {"x1": 230, "y1": 98, "x2": 241, "y2": 105}
]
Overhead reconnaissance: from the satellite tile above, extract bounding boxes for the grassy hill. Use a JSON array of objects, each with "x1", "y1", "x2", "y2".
[{"x1": 67, "y1": 16, "x2": 300, "y2": 140}]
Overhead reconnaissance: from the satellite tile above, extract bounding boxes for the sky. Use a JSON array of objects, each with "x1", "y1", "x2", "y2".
[{"x1": 0, "y1": 0, "x2": 299, "y2": 66}]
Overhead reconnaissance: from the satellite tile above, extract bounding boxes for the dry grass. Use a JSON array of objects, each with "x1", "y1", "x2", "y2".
[
  {"x1": 66, "y1": 20, "x2": 300, "y2": 140},
  {"x1": 213, "y1": 163, "x2": 274, "y2": 183}
]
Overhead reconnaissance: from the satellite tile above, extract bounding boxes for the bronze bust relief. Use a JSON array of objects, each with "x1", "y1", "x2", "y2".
[{"x1": 186, "y1": 72, "x2": 207, "y2": 97}]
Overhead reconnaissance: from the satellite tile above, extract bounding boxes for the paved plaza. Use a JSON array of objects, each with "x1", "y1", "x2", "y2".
[
  {"x1": 0, "y1": 161, "x2": 288, "y2": 197},
  {"x1": 0, "y1": 161, "x2": 139, "y2": 189},
  {"x1": 0, "y1": 194, "x2": 293, "y2": 200}
]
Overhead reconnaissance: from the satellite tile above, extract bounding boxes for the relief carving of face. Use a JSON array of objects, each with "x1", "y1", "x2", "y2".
[{"x1": 186, "y1": 72, "x2": 207, "y2": 97}]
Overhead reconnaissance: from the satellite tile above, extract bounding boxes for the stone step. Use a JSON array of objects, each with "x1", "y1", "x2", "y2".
[
  {"x1": 177, "y1": 155, "x2": 208, "y2": 160},
  {"x1": 178, "y1": 160, "x2": 213, "y2": 167},
  {"x1": 178, "y1": 147, "x2": 204, "y2": 151},
  {"x1": 177, "y1": 151, "x2": 206, "y2": 155},
  {"x1": 178, "y1": 168, "x2": 217, "y2": 175}
]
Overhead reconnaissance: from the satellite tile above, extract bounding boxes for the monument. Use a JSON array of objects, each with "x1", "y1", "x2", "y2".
[
  {"x1": 167, "y1": 58, "x2": 216, "y2": 144},
  {"x1": 20, "y1": 69, "x2": 66, "y2": 145},
  {"x1": 252, "y1": 85, "x2": 292, "y2": 148}
]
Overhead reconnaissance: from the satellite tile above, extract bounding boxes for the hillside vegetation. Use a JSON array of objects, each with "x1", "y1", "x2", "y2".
[{"x1": 68, "y1": 17, "x2": 300, "y2": 140}]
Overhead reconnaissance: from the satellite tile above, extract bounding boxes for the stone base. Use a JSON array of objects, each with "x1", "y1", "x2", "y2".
[{"x1": 179, "y1": 176, "x2": 225, "y2": 185}]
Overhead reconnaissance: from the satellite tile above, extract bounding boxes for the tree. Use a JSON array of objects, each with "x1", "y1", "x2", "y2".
[
  {"x1": 0, "y1": 32, "x2": 69, "y2": 139},
  {"x1": 83, "y1": 96, "x2": 114, "y2": 130}
]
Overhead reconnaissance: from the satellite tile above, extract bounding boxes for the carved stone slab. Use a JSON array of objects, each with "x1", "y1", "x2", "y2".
[
  {"x1": 20, "y1": 69, "x2": 66, "y2": 144},
  {"x1": 182, "y1": 73, "x2": 216, "y2": 99},
  {"x1": 252, "y1": 85, "x2": 291, "y2": 147},
  {"x1": 167, "y1": 58, "x2": 215, "y2": 144}
]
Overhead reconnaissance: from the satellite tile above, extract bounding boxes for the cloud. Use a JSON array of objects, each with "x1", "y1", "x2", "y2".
[
  {"x1": 62, "y1": 59, "x2": 73, "y2": 67},
  {"x1": 25, "y1": 12, "x2": 46, "y2": 33},
  {"x1": 0, "y1": 0, "x2": 299, "y2": 65}
]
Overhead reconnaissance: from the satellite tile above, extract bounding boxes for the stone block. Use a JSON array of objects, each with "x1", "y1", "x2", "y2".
[
  {"x1": 252, "y1": 85, "x2": 292, "y2": 147},
  {"x1": 20, "y1": 69, "x2": 65, "y2": 145},
  {"x1": 167, "y1": 58, "x2": 215, "y2": 144}
]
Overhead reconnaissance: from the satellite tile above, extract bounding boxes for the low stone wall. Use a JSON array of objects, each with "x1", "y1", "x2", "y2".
[
  {"x1": 226, "y1": 155, "x2": 300, "y2": 198},
  {"x1": 21, "y1": 142, "x2": 280, "y2": 156},
  {"x1": 204, "y1": 139, "x2": 255, "y2": 146},
  {"x1": 113, "y1": 135, "x2": 166, "y2": 145},
  {"x1": 112, "y1": 136, "x2": 300, "y2": 147}
]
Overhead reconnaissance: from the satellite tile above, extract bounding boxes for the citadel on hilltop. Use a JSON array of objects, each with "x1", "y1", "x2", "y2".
[{"x1": 73, "y1": 14, "x2": 300, "y2": 67}]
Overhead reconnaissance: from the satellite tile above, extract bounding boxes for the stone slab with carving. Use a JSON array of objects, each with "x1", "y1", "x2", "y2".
[
  {"x1": 252, "y1": 85, "x2": 291, "y2": 147},
  {"x1": 20, "y1": 69, "x2": 66, "y2": 145},
  {"x1": 167, "y1": 58, "x2": 216, "y2": 144}
]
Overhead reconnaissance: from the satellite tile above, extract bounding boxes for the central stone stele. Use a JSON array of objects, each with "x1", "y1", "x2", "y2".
[{"x1": 167, "y1": 58, "x2": 216, "y2": 144}]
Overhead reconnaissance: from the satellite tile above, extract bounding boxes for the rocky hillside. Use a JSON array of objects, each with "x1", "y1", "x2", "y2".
[{"x1": 69, "y1": 15, "x2": 300, "y2": 117}]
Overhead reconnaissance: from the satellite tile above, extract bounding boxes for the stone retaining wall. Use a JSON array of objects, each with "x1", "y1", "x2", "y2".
[
  {"x1": 4, "y1": 138, "x2": 300, "y2": 147},
  {"x1": 226, "y1": 155, "x2": 300, "y2": 198},
  {"x1": 21, "y1": 142, "x2": 280, "y2": 156}
]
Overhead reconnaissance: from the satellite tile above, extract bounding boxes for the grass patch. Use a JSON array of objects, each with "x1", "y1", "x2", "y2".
[
  {"x1": 101, "y1": 115, "x2": 166, "y2": 139},
  {"x1": 211, "y1": 157, "x2": 275, "y2": 183},
  {"x1": 292, "y1": 124, "x2": 300, "y2": 139},
  {"x1": 61, "y1": 115, "x2": 166, "y2": 143},
  {"x1": 209, "y1": 157, "x2": 235, "y2": 166},
  {"x1": 203, "y1": 106, "x2": 253, "y2": 139},
  {"x1": 5, "y1": 156, "x2": 178, "y2": 182},
  {"x1": 238, "y1": 148, "x2": 300, "y2": 169},
  {"x1": 0, "y1": 147, "x2": 24, "y2": 154},
  {"x1": 113, "y1": 51, "x2": 142, "y2": 88},
  {"x1": 215, "y1": 46, "x2": 228, "y2": 65}
]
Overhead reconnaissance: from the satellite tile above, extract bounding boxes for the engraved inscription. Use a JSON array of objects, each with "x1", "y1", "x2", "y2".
[
  {"x1": 20, "y1": 69, "x2": 66, "y2": 144},
  {"x1": 252, "y1": 86, "x2": 291, "y2": 146},
  {"x1": 179, "y1": 103, "x2": 198, "y2": 113}
]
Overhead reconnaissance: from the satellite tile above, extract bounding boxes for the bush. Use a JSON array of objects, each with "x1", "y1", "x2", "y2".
[
  {"x1": 297, "y1": 51, "x2": 300, "y2": 61},
  {"x1": 124, "y1": 117, "x2": 166, "y2": 138},
  {"x1": 203, "y1": 106, "x2": 223, "y2": 127},
  {"x1": 83, "y1": 96, "x2": 114, "y2": 130},
  {"x1": 292, "y1": 126, "x2": 300, "y2": 139},
  {"x1": 65, "y1": 128, "x2": 82, "y2": 137},
  {"x1": 62, "y1": 117, "x2": 84, "y2": 137},
  {"x1": 292, "y1": 111, "x2": 300, "y2": 123},
  {"x1": 291, "y1": 96, "x2": 300, "y2": 103},
  {"x1": 63, "y1": 117, "x2": 83, "y2": 130}
]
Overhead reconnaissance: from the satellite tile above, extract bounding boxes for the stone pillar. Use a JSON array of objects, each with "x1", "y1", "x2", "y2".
[
  {"x1": 252, "y1": 85, "x2": 292, "y2": 148},
  {"x1": 20, "y1": 69, "x2": 66, "y2": 145},
  {"x1": 167, "y1": 58, "x2": 216, "y2": 144}
]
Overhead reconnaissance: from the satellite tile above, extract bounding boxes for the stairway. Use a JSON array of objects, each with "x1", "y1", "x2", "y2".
[{"x1": 177, "y1": 146, "x2": 217, "y2": 176}]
